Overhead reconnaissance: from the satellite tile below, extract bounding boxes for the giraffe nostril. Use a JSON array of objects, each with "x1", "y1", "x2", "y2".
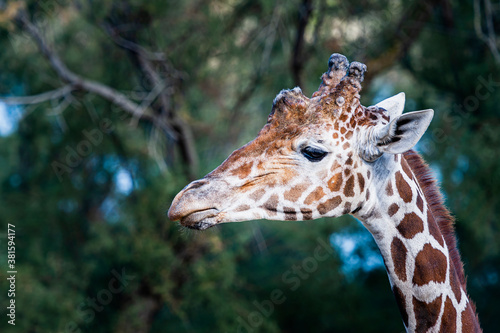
[{"x1": 186, "y1": 179, "x2": 208, "y2": 191}]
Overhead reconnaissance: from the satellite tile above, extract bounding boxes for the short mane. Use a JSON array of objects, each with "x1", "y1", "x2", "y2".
[{"x1": 402, "y1": 149, "x2": 466, "y2": 286}]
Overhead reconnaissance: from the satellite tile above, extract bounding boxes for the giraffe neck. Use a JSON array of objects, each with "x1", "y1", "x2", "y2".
[{"x1": 355, "y1": 151, "x2": 481, "y2": 332}]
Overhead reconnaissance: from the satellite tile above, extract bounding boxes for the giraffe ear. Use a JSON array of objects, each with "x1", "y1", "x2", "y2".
[
  {"x1": 377, "y1": 109, "x2": 434, "y2": 154},
  {"x1": 359, "y1": 109, "x2": 434, "y2": 162},
  {"x1": 375, "y1": 92, "x2": 405, "y2": 119}
]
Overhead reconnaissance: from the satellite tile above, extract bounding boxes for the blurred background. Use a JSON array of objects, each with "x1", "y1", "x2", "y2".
[{"x1": 0, "y1": 0, "x2": 499, "y2": 332}]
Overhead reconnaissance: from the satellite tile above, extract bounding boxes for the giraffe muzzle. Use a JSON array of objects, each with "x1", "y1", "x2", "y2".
[{"x1": 168, "y1": 177, "x2": 227, "y2": 228}]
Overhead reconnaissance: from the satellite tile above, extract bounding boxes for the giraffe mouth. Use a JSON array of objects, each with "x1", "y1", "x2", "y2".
[{"x1": 180, "y1": 208, "x2": 219, "y2": 230}]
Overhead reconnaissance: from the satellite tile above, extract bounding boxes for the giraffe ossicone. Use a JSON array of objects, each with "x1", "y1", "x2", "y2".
[{"x1": 168, "y1": 53, "x2": 481, "y2": 332}]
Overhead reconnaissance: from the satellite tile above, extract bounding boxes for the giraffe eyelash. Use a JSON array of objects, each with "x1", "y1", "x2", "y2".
[{"x1": 301, "y1": 146, "x2": 328, "y2": 162}]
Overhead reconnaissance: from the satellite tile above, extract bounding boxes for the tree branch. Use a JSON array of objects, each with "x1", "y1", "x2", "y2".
[
  {"x1": 13, "y1": 11, "x2": 178, "y2": 140},
  {"x1": 474, "y1": 0, "x2": 500, "y2": 63},
  {"x1": 101, "y1": 21, "x2": 198, "y2": 180},
  {"x1": 0, "y1": 85, "x2": 74, "y2": 105},
  {"x1": 103, "y1": 30, "x2": 167, "y2": 62},
  {"x1": 8, "y1": 9, "x2": 202, "y2": 179}
]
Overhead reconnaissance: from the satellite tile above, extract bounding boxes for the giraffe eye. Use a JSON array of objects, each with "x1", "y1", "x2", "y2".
[{"x1": 301, "y1": 146, "x2": 328, "y2": 162}]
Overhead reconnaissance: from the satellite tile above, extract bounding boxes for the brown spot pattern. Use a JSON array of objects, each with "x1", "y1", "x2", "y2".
[
  {"x1": 304, "y1": 187, "x2": 325, "y2": 205},
  {"x1": 344, "y1": 175, "x2": 355, "y2": 197},
  {"x1": 392, "y1": 286, "x2": 409, "y2": 327},
  {"x1": 396, "y1": 171, "x2": 413, "y2": 203},
  {"x1": 232, "y1": 162, "x2": 252, "y2": 179},
  {"x1": 342, "y1": 142, "x2": 350, "y2": 149},
  {"x1": 416, "y1": 193, "x2": 424, "y2": 212},
  {"x1": 413, "y1": 243, "x2": 447, "y2": 286},
  {"x1": 388, "y1": 203, "x2": 399, "y2": 217},
  {"x1": 284, "y1": 183, "x2": 309, "y2": 202},
  {"x1": 402, "y1": 159, "x2": 413, "y2": 179},
  {"x1": 357, "y1": 173, "x2": 365, "y2": 192},
  {"x1": 301, "y1": 208, "x2": 313, "y2": 220},
  {"x1": 264, "y1": 195, "x2": 279, "y2": 216},
  {"x1": 346, "y1": 155, "x2": 353, "y2": 165},
  {"x1": 342, "y1": 202, "x2": 351, "y2": 215},
  {"x1": 427, "y1": 209, "x2": 444, "y2": 247},
  {"x1": 449, "y1": 268, "x2": 462, "y2": 303},
  {"x1": 284, "y1": 207, "x2": 297, "y2": 221},
  {"x1": 386, "y1": 179, "x2": 393, "y2": 196},
  {"x1": 328, "y1": 173, "x2": 343, "y2": 192},
  {"x1": 345, "y1": 130, "x2": 353, "y2": 139},
  {"x1": 403, "y1": 150, "x2": 469, "y2": 295},
  {"x1": 317, "y1": 196, "x2": 342, "y2": 215},
  {"x1": 236, "y1": 204, "x2": 250, "y2": 212},
  {"x1": 397, "y1": 212, "x2": 424, "y2": 239},
  {"x1": 439, "y1": 297, "x2": 457, "y2": 333},
  {"x1": 391, "y1": 237, "x2": 408, "y2": 282},
  {"x1": 413, "y1": 295, "x2": 442, "y2": 333},
  {"x1": 250, "y1": 188, "x2": 266, "y2": 201}
]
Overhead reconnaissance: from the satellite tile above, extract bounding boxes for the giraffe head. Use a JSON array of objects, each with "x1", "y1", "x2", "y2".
[{"x1": 168, "y1": 54, "x2": 433, "y2": 229}]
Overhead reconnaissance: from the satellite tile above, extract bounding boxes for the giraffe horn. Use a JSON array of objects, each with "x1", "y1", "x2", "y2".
[
  {"x1": 347, "y1": 61, "x2": 367, "y2": 83},
  {"x1": 335, "y1": 61, "x2": 367, "y2": 95},
  {"x1": 328, "y1": 53, "x2": 349, "y2": 74},
  {"x1": 312, "y1": 53, "x2": 349, "y2": 97}
]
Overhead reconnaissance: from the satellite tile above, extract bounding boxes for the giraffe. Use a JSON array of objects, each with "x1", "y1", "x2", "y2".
[{"x1": 168, "y1": 54, "x2": 482, "y2": 332}]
